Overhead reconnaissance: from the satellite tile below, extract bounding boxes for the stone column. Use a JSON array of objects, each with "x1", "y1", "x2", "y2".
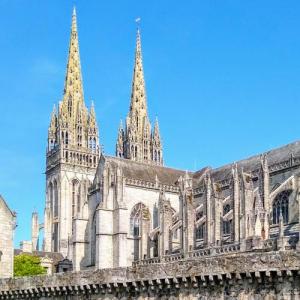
[
  {"x1": 43, "y1": 206, "x2": 52, "y2": 252},
  {"x1": 31, "y1": 212, "x2": 39, "y2": 251},
  {"x1": 261, "y1": 154, "x2": 270, "y2": 239},
  {"x1": 140, "y1": 212, "x2": 150, "y2": 260},
  {"x1": 96, "y1": 207, "x2": 113, "y2": 269},
  {"x1": 113, "y1": 169, "x2": 128, "y2": 267},
  {"x1": 213, "y1": 184, "x2": 221, "y2": 246},
  {"x1": 297, "y1": 176, "x2": 300, "y2": 251},
  {"x1": 206, "y1": 174, "x2": 212, "y2": 246},
  {"x1": 72, "y1": 218, "x2": 88, "y2": 271},
  {"x1": 232, "y1": 163, "x2": 240, "y2": 243},
  {"x1": 158, "y1": 190, "x2": 173, "y2": 257}
]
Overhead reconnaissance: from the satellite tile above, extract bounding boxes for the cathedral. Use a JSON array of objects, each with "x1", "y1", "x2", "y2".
[{"x1": 31, "y1": 8, "x2": 300, "y2": 273}]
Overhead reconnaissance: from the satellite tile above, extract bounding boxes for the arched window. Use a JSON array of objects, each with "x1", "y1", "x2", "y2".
[
  {"x1": 65, "y1": 132, "x2": 69, "y2": 145},
  {"x1": 130, "y1": 203, "x2": 150, "y2": 236},
  {"x1": 77, "y1": 185, "x2": 81, "y2": 213},
  {"x1": 272, "y1": 190, "x2": 291, "y2": 224},
  {"x1": 130, "y1": 203, "x2": 150, "y2": 261},
  {"x1": 72, "y1": 180, "x2": 80, "y2": 218},
  {"x1": 77, "y1": 126, "x2": 82, "y2": 147},
  {"x1": 134, "y1": 146, "x2": 138, "y2": 159},
  {"x1": 53, "y1": 180, "x2": 58, "y2": 217},
  {"x1": 49, "y1": 182, "x2": 53, "y2": 210},
  {"x1": 223, "y1": 219, "x2": 232, "y2": 235},
  {"x1": 223, "y1": 204, "x2": 231, "y2": 216},
  {"x1": 196, "y1": 223, "x2": 205, "y2": 240}
]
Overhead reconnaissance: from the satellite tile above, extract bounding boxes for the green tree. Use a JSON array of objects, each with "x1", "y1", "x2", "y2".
[{"x1": 14, "y1": 254, "x2": 46, "y2": 277}]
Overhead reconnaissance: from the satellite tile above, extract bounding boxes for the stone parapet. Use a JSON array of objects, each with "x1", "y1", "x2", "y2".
[{"x1": 0, "y1": 251, "x2": 299, "y2": 299}]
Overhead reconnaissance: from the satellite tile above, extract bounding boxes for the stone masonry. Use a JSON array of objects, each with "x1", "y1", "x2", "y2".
[
  {"x1": 0, "y1": 196, "x2": 16, "y2": 279},
  {"x1": 0, "y1": 251, "x2": 299, "y2": 299}
]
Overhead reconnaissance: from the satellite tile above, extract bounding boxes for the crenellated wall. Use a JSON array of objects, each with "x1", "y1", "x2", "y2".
[{"x1": 0, "y1": 251, "x2": 299, "y2": 299}]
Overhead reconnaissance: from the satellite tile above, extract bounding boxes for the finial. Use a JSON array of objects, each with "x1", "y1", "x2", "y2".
[
  {"x1": 135, "y1": 17, "x2": 141, "y2": 30},
  {"x1": 73, "y1": 6, "x2": 76, "y2": 17},
  {"x1": 119, "y1": 119, "x2": 123, "y2": 130}
]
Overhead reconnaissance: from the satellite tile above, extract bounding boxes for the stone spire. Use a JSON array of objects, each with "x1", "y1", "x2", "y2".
[
  {"x1": 128, "y1": 28, "x2": 148, "y2": 127},
  {"x1": 46, "y1": 7, "x2": 100, "y2": 163},
  {"x1": 116, "y1": 120, "x2": 124, "y2": 158},
  {"x1": 88, "y1": 101, "x2": 97, "y2": 133},
  {"x1": 64, "y1": 7, "x2": 83, "y2": 99},
  {"x1": 48, "y1": 105, "x2": 57, "y2": 151},
  {"x1": 116, "y1": 28, "x2": 163, "y2": 165},
  {"x1": 151, "y1": 117, "x2": 163, "y2": 165},
  {"x1": 59, "y1": 7, "x2": 85, "y2": 127}
]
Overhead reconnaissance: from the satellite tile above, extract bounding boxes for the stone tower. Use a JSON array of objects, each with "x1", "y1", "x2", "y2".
[
  {"x1": 44, "y1": 8, "x2": 100, "y2": 257},
  {"x1": 116, "y1": 29, "x2": 163, "y2": 165}
]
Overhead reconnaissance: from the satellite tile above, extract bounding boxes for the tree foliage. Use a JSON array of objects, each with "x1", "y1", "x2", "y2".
[{"x1": 14, "y1": 254, "x2": 46, "y2": 277}]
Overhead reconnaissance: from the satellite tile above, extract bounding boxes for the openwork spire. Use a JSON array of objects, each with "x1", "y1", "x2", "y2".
[
  {"x1": 116, "y1": 27, "x2": 163, "y2": 165},
  {"x1": 129, "y1": 29, "x2": 148, "y2": 125},
  {"x1": 47, "y1": 8, "x2": 100, "y2": 156},
  {"x1": 63, "y1": 7, "x2": 84, "y2": 111}
]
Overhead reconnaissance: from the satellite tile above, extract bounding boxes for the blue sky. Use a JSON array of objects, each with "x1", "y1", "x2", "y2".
[{"x1": 1, "y1": 0, "x2": 300, "y2": 246}]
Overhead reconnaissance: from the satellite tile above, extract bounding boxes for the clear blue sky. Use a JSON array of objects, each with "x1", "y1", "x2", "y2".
[{"x1": 1, "y1": 0, "x2": 300, "y2": 246}]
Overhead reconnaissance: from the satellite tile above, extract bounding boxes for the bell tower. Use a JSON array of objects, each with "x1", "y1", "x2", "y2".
[{"x1": 44, "y1": 8, "x2": 100, "y2": 257}]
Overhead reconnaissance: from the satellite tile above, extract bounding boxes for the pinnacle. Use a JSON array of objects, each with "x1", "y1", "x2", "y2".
[{"x1": 119, "y1": 119, "x2": 123, "y2": 130}]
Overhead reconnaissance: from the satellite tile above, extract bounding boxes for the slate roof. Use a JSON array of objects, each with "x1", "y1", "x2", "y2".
[
  {"x1": 104, "y1": 156, "x2": 190, "y2": 186},
  {"x1": 103, "y1": 140, "x2": 300, "y2": 188},
  {"x1": 210, "y1": 140, "x2": 300, "y2": 182}
]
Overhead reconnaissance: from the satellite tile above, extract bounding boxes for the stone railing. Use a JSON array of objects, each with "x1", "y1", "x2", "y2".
[
  {"x1": 163, "y1": 253, "x2": 184, "y2": 262},
  {"x1": 133, "y1": 257, "x2": 161, "y2": 266},
  {"x1": 134, "y1": 243, "x2": 241, "y2": 266},
  {"x1": 132, "y1": 253, "x2": 184, "y2": 267},
  {"x1": 214, "y1": 243, "x2": 240, "y2": 254}
]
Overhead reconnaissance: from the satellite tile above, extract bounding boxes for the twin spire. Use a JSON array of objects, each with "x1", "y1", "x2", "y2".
[
  {"x1": 116, "y1": 28, "x2": 163, "y2": 165},
  {"x1": 48, "y1": 8, "x2": 163, "y2": 165}
]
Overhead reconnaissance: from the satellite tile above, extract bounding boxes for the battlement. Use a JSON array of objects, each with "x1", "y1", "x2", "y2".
[{"x1": 0, "y1": 251, "x2": 299, "y2": 299}]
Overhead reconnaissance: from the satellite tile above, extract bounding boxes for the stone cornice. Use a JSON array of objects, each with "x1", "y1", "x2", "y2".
[{"x1": 124, "y1": 178, "x2": 179, "y2": 193}]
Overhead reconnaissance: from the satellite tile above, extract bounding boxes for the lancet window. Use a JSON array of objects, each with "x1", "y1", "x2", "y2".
[{"x1": 272, "y1": 190, "x2": 290, "y2": 224}]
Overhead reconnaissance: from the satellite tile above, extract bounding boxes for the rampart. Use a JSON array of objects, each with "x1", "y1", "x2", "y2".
[{"x1": 0, "y1": 251, "x2": 299, "y2": 299}]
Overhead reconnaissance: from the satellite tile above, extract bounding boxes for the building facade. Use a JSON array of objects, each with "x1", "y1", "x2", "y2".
[
  {"x1": 34, "y1": 8, "x2": 300, "y2": 275},
  {"x1": 0, "y1": 196, "x2": 16, "y2": 278}
]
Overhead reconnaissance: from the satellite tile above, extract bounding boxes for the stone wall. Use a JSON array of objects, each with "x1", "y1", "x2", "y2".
[
  {"x1": 0, "y1": 251, "x2": 299, "y2": 299},
  {"x1": 0, "y1": 197, "x2": 15, "y2": 279}
]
